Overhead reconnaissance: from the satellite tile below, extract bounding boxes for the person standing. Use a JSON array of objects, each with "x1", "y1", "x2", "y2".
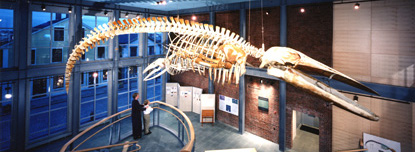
[
  {"x1": 132, "y1": 93, "x2": 146, "y2": 139},
  {"x1": 143, "y1": 100, "x2": 153, "y2": 135}
]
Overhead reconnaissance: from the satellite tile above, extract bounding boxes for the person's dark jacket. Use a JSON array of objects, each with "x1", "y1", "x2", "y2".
[{"x1": 132, "y1": 99, "x2": 146, "y2": 138}]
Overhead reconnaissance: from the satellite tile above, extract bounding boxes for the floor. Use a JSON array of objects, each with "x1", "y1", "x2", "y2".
[
  {"x1": 291, "y1": 127, "x2": 319, "y2": 152},
  {"x1": 28, "y1": 111, "x2": 282, "y2": 152},
  {"x1": 120, "y1": 112, "x2": 280, "y2": 152}
]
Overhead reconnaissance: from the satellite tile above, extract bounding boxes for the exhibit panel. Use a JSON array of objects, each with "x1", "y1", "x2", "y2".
[
  {"x1": 179, "y1": 86, "x2": 193, "y2": 112},
  {"x1": 200, "y1": 94, "x2": 215, "y2": 123},
  {"x1": 166, "y1": 83, "x2": 180, "y2": 107},
  {"x1": 192, "y1": 87, "x2": 203, "y2": 114},
  {"x1": 218, "y1": 94, "x2": 239, "y2": 116}
]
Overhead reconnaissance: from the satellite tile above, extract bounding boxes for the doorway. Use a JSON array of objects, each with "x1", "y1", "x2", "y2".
[{"x1": 292, "y1": 110, "x2": 319, "y2": 152}]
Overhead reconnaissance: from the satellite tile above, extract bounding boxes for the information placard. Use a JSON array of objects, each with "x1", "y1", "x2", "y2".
[{"x1": 219, "y1": 94, "x2": 238, "y2": 116}]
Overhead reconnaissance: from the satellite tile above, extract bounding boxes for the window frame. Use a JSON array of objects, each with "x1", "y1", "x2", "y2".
[
  {"x1": 30, "y1": 48, "x2": 36, "y2": 65},
  {"x1": 80, "y1": 70, "x2": 109, "y2": 127},
  {"x1": 52, "y1": 26, "x2": 65, "y2": 42},
  {"x1": 28, "y1": 75, "x2": 69, "y2": 143},
  {"x1": 50, "y1": 47, "x2": 63, "y2": 63}
]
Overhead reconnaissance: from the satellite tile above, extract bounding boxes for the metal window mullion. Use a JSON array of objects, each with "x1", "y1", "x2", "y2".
[
  {"x1": 49, "y1": 13, "x2": 53, "y2": 64},
  {"x1": 94, "y1": 77, "x2": 97, "y2": 121},
  {"x1": 47, "y1": 77, "x2": 51, "y2": 137}
]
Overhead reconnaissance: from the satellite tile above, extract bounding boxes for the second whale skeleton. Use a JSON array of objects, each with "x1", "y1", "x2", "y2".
[{"x1": 64, "y1": 16, "x2": 380, "y2": 121}]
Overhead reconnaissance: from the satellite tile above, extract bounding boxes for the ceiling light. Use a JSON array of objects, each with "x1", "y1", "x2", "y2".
[
  {"x1": 354, "y1": 2, "x2": 360, "y2": 10},
  {"x1": 125, "y1": 12, "x2": 129, "y2": 18},
  {"x1": 191, "y1": 15, "x2": 196, "y2": 21},
  {"x1": 161, "y1": 0, "x2": 167, "y2": 5},
  {"x1": 300, "y1": 8, "x2": 305, "y2": 13},
  {"x1": 353, "y1": 95, "x2": 358, "y2": 101},
  {"x1": 68, "y1": 7, "x2": 72, "y2": 14},
  {"x1": 41, "y1": 4, "x2": 46, "y2": 11},
  {"x1": 104, "y1": 11, "x2": 108, "y2": 16}
]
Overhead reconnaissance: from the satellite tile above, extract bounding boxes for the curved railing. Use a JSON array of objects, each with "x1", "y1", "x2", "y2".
[{"x1": 60, "y1": 101, "x2": 195, "y2": 152}]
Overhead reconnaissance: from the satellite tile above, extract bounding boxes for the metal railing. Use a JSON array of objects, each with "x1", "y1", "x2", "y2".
[{"x1": 60, "y1": 101, "x2": 195, "y2": 152}]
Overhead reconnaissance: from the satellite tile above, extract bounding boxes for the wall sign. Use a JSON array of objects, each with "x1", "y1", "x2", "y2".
[
  {"x1": 219, "y1": 94, "x2": 239, "y2": 116},
  {"x1": 258, "y1": 96, "x2": 269, "y2": 112}
]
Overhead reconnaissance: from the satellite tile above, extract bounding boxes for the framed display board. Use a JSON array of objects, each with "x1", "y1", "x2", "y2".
[
  {"x1": 219, "y1": 94, "x2": 238, "y2": 116},
  {"x1": 258, "y1": 96, "x2": 269, "y2": 112}
]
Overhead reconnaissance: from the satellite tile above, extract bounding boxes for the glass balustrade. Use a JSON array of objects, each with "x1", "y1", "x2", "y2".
[{"x1": 60, "y1": 101, "x2": 194, "y2": 152}]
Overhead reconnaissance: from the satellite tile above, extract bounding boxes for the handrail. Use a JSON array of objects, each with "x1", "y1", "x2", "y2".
[
  {"x1": 75, "y1": 141, "x2": 139, "y2": 152},
  {"x1": 151, "y1": 101, "x2": 195, "y2": 152},
  {"x1": 60, "y1": 101, "x2": 195, "y2": 152}
]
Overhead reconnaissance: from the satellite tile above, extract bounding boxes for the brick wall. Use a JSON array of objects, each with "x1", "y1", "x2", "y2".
[
  {"x1": 285, "y1": 83, "x2": 332, "y2": 151},
  {"x1": 215, "y1": 11, "x2": 240, "y2": 35},
  {"x1": 245, "y1": 75, "x2": 332, "y2": 151},
  {"x1": 169, "y1": 71, "x2": 209, "y2": 93},
  {"x1": 181, "y1": 13, "x2": 210, "y2": 23},
  {"x1": 287, "y1": 3, "x2": 333, "y2": 67},
  {"x1": 246, "y1": 7, "x2": 280, "y2": 67},
  {"x1": 245, "y1": 76, "x2": 280, "y2": 143}
]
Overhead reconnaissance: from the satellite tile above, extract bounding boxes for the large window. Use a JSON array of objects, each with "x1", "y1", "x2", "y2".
[
  {"x1": 29, "y1": 76, "x2": 68, "y2": 143},
  {"x1": 80, "y1": 70, "x2": 108, "y2": 125},
  {"x1": 117, "y1": 66, "x2": 138, "y2": 112},
  {"x1": 119, "y1": 17, "x2": 140, "y2": 58},
  {"x1": 0, "y1": 81, "x2": 13, "y2": 151},
  {"x1": 81, "y1": 15, "x2": 109, "y2": 61},
  {"x1": 31, "y1": 11, "x2": 69, "y2": 65},
  {"x1": 146, "y1": 71, "x2": 162, "y2": 102},
  {"x1": 147, "y1": 32, "x2": 163, "y2": 56},
  {"x1": 0, "y1": 9, "x2": 14, "y2": 68}
]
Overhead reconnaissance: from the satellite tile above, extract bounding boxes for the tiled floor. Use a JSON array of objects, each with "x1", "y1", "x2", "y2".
[
  {"x1": 291, "y1": 128, "x2": 319, "y2": 152},
  {"x1": 119, "y1": 112, "x2": 280, "y2": 152},
  {"x1": 29, "y1": 110, "x2": 283, "y2": 152}
]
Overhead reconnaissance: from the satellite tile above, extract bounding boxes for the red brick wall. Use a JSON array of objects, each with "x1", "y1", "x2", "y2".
[
  {"x1": 170, "y1": 71, "x2": 241, "y2": 128},
  {"x1": 171, "y1": 4, "x2": 334, "y2": 151},
  {"x1": 245, "y1": 76, "x2": 280, "y2": 143},
  {"x1": 169, "y1": 71, "x2": 209, "y2": 93},
  {"x1": 213, "y1": 77, "x2": 240, "y2": 128},
  {"x1": 245, "y1": 75, "x2": 332, "y2": 151},
  {"x1": 216, "y1": 11, "x2": 240, "y2": 35},
  {"x1": 286, "y1": 84, "x2": 333, "y2": 152},
  {"x1": 246, "y1": 7, "x2": 280, "y2": 67},
  {"x1": 180, "y1": 13, "x2": 210, "y2": 24},
  {"x1": 287, "y1": 3, "x2": 333, "y2": 67}
]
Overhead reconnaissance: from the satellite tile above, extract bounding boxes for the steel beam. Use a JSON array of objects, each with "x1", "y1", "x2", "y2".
[
  {"x1": 208, "y1": 10, "x2": 215, "y2": 94},
  {"x1": 278, "y1": 0, "x2": 287, "y2": 151}
]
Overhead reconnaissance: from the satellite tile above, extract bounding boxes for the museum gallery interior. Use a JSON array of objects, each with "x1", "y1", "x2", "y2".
[{"x1": 0, "y1": 0, "x2": 414, "y2": 151}]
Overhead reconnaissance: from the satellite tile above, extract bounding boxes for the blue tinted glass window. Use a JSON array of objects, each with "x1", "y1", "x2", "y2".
[
  {"x1": 0, "y1": 9, "x2": 14, "y2": 68},
  {"x1": 146, "y1": 70, "x2": 162, "y2": 102},
  {"x1": 29, "y1": 76, "x2": 68, "y2": 143},
  {"x1": 81, "y1": 15, "x2": 109, "y2": 61},
  {"x1": 117, "y1": 66, "x2": 139, "y2": 112},
  {"x1": 119, "y1": 18, "x2": 139, "y2": 58},
  {"x1": 0, "y1": 82, "x2": 13, "y2": 151},
  {"x1": 148, "y1": 31, "x2": 164, "y2": 56},
  {"x1": 80, "y1": 70, "x2": 108, "y2": 126},
  {"x1": 31, "y1": 11, "x2": 69, "y2": 65}
]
